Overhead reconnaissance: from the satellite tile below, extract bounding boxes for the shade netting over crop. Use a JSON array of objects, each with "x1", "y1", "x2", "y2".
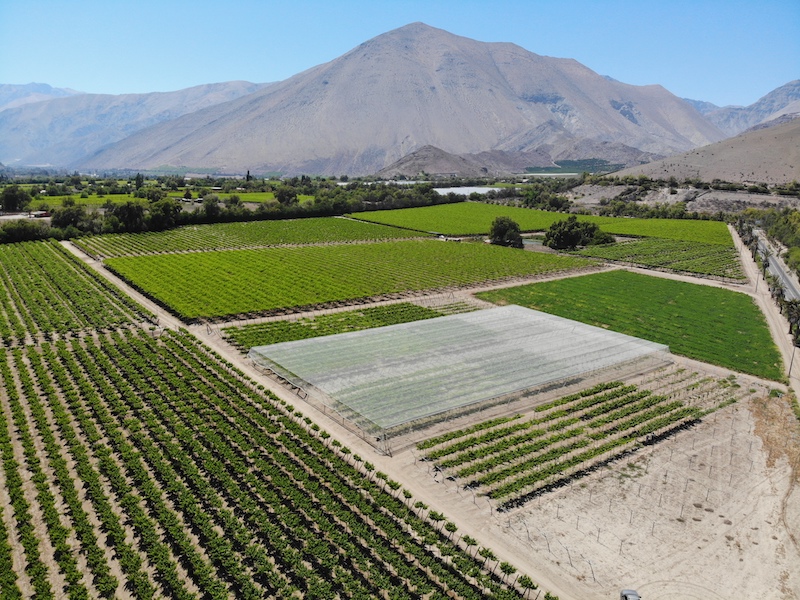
[{"x1": 249, "y1": 306, "x2": 670, "y2": 436}]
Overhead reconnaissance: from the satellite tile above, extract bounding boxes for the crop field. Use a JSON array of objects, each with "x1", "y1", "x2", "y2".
[
  {"x1": 105, "y1": 240, "x2": 592, "y2": 320},
  {"x1": 477, "y1": 270, "x2": 783, "y2": 380},
  {"x1": 0, "y1": 240, "x2": 149, "y2": 345},
  {"x1": 0, "y1": 328, "x2": 533, "y2": 598},
  {"x1": 224, "y1": 302, "x2": 465, "y2": 351},
  {"x1": 573, "y1": 238, "x2": 746, "y2": 280},
  {"x1": 249, "y1": 306, "x2": 670, "y2": 437},
  {"x1": 350, "y1": 203, "x2": 733, "y2": 245},
  {"x1": 417, "y1": 368, "x2": 751, "y2": 509},
  {"x1": 73, "y1": 217, "x2": 424, "y2": 258}
]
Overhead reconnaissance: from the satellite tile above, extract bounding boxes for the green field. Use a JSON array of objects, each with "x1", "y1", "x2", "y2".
[
  {"x1": 574, "y1": 238, "x2": 746, "y2": 280},
  {"x1": 477, "y1": 270, "x2": 783, "y2": 380},
  {"x1": 106, "y1": 240, "x2": 592, "y2": 320},
  {"x1": 74, "y1": 217, "x2": 425, "y2": 258},
  {"x1": 350, "y1": 203, "x2": 733, "y2": 245}
]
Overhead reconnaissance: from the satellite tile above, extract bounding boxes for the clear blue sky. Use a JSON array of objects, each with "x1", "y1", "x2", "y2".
[{"x1": 2, "y1": 0, "x2": 798, "y2": 107}]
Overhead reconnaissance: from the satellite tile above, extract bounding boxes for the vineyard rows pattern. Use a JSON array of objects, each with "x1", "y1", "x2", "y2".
[
  {"x1": 0, "y1": 241, "x2": 150, "y2": 346},
  {"x1": 73, "y1": 218, "x2": 425, "y2": 258},
  {"x1": 106, "y1": 240, "x2": 591, "y2": 320},
  {"x1": 418, "y1": 371, "x2": 755, "y2": 510},
  {"x1": 573, "y1": 238, "x2": 746, "y2": 280},
  {"x1": 223, "y1": 301, "x2": 481, "y2": 351},
  {"x1": 0, "y1": 328, "x2": 535, "y2": 599}
]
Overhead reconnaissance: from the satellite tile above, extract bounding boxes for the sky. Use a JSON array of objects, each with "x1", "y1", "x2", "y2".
[{"x1": 1, "y1": 0, "x2": 798, "y2": 107}]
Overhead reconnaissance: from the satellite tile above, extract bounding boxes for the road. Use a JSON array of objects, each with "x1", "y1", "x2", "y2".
[{"x1": 755, "y1": 229, "x2": 800, "y2": 300}]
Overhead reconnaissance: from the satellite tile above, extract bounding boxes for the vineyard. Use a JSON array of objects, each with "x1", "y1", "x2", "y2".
[
  {"x1": 350, "y1": 203, "x2": 733, "y2": 245},
  {"x1": 418, "y1": 369, "x2": 754, "y2": 510},
  {"x1": 0, "y1": 328, "x2": 534, "y2": 599},
  {"x1": 73, "y1": 217, "x2": 425, "y2": 258},
  {"x1": 223, "y1": 301, "x2": 475, "y2": 351},
  {"x1": 573, "y1": 238, "x2": 746, "y2": 280},
  {"x1": 477, "y1": 270, "x2": 783, "y2": 381},
  {"x1": 0, "y1": 240, "x2": 150, "y2": 345},
  {"x1": 105, "y1": 240, "x2": 592, "y2": 320}
]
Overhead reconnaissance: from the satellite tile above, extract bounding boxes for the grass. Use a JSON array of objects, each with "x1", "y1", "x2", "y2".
[
  {"x1": 476, "y1": 270, "x2": 783, "y2": 381},
  {"x1": 350, "y1": 202, "x2": 732, "y2": 245}
]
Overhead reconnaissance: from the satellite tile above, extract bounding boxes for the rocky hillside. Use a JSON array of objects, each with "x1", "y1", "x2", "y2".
[
  {"x1": 613, "y1": 117, "x2": 800, "y2": 184},
  {"x1": 688, "y1": 80, "x2": 800, "y2": 137},
  {"x1": 77, "y1": 22, "x2": 724, "y2": 176}
]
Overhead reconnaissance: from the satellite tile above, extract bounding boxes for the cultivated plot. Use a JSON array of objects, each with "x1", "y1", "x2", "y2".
[
  {"x1": 249, "y1": 306, "x2": 670, "y2": 436},
  {"x1": 351, "y1": 203, "x2": 733, "y2": 245},
  {"x1": 74, "y1": 216, "x2": 423, "y2": 258},
  {"x1": 105, "y1": 240, "x2": 591, "y2": 320}
]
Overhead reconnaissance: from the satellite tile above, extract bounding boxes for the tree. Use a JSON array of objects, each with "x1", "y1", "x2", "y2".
[
  {"x1": 1, "y1": 185, "x2": 32, "y2": 212},
  {"x1": 489, "y1": 216, "x2": 524, "y2": 248},
  {"x1": 202, "y1": 195, "x2": 221, "y2": 219},
  {"x1": 134, "y1": 172, "x2": 144, "y2": 190},
  {"x1": 111, "y1": 200, "x2": 146, "y2": 232},
  {"x1": 147, "y1": 198, "x2": 181, "y2": 231},
  {"x1": 544, "y1": 215, "x2": 613, "y2": 250},
  {"x1": 275, "y1": 186, "x2": 297, "y2": 205}
]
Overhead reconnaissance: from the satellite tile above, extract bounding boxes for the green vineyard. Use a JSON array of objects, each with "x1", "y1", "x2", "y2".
[
  {"x1": 351, "y1": 203, "x2": 734, "y2": 245},
  {"x1": 0, "y1": 240, "x2": 150, "y2": 345},
  {"x1": 573, "y1": 238, "x2": 745, "y2": 280},
  {"x1": 0, "y1": 328, "x2": 533, "y2": 599},
  {"x1": 73, "y1": 217, "x2": 426, "y2": 258},
  {"x1": 106, "y1": 240, "x2": 591, "y2": 320}
]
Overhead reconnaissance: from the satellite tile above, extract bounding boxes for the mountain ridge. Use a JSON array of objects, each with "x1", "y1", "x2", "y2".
[
  {"x1": 76, "y1": 22, "x2": 725, "y2": 175},
  {"x1": 2, "y1": 23, "x2": 797, "y2": 176}
]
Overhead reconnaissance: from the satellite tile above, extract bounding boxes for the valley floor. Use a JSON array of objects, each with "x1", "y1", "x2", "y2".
[{"x1": 62, "y1": 238, "x2": 800, "y2": 600}]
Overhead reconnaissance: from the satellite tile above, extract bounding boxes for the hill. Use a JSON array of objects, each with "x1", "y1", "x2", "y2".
[
  {"x1": 78, "y1": 22, "x2": 723, "y2": 176},
  {"x1": 613, "y1": 117, "x2": 800, "y2": 184}
]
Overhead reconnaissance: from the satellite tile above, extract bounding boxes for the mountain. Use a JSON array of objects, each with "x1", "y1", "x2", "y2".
[
  {"x1": 692, "y1": 80, "x2": 800, "y2": 137},
  {"x1": 612, "y1": 116, "x2": 800, "y2": 184},
  {"x1": 0, "y1": 81, "x2": 272, "y2": 167},
  {"x1": 77, "y1": 22, "x2": 724, "y2": 176},
  {"x1": 0, "y1": 83, "x2": 83, "y2": 111}
]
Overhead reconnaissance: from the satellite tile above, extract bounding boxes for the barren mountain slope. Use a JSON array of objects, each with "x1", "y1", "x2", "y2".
[
  {"x1": 80, "y1": 23, "x2": 723, "y2": 175},
  {"x1": 700, "y1": 80, "x2": 800, "y2": 136},
  {"x1": 614, "y1": 117, "x2": 800, "y2": 184},
  {"x1": 0, "y1": 81, "x2": 271, "y2": 166}
]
